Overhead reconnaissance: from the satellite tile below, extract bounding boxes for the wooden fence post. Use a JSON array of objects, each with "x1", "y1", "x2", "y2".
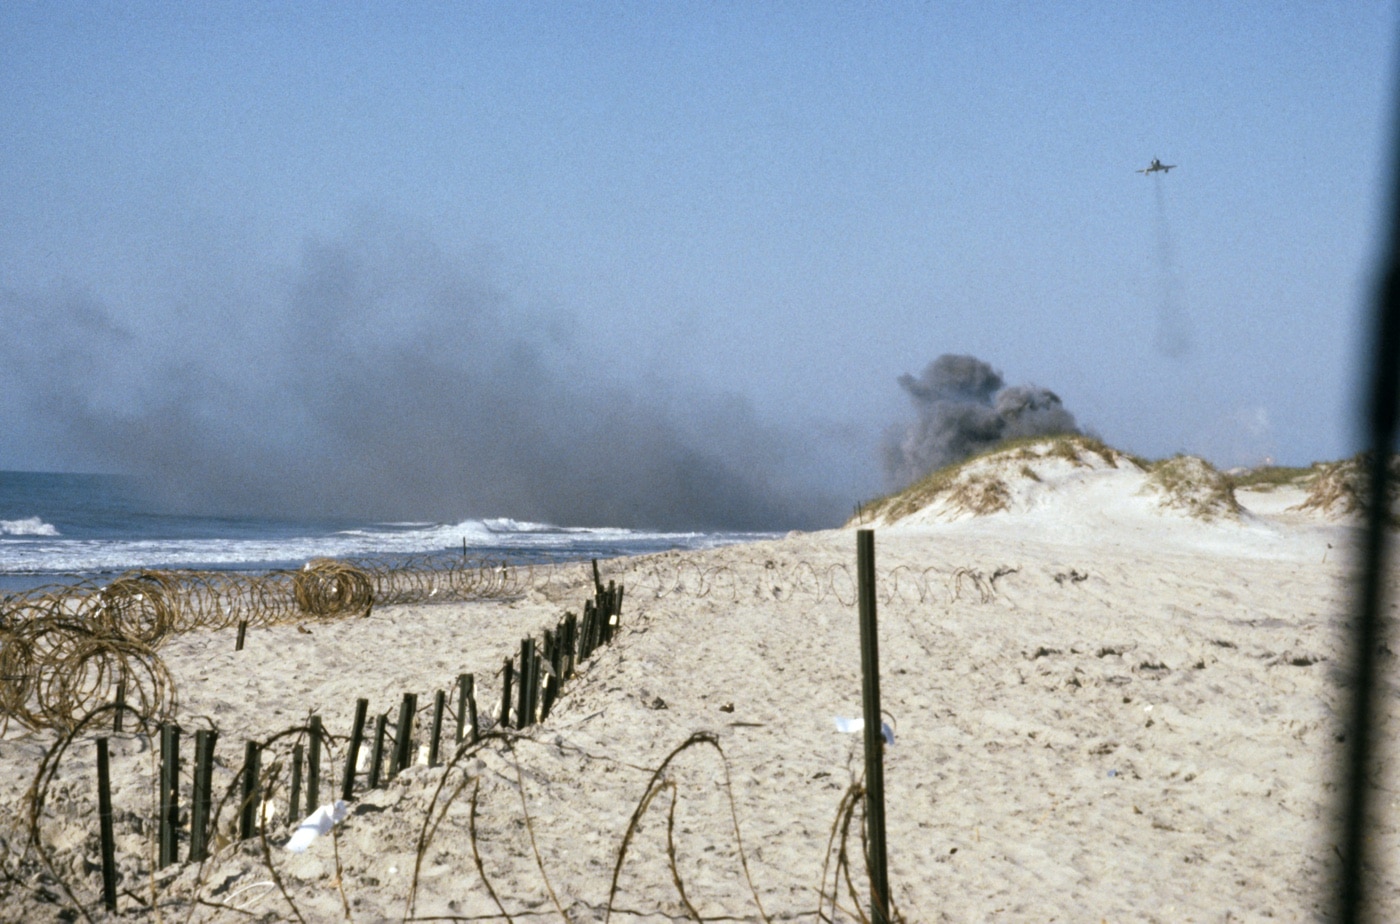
[
  {"x1": 429, "y1": 690, "x2": 446, "y2": 766},
  {"x1": 391, "y1": 693, "x2": 417, "y2": 777},
  {"x1": 856, "y1": 529, "x2": 890, "y2": 924},
  {"x1": 95, "y1": 737, "x2": 118, "y2": 913},
  {"x1": 500, "y1": 659, "x2": 514, "y2": 729},
  {"x1": 158, "y1": 723, "x2": 180, "y2": 868},
  {"x1": 289, "y1": 743, "x2": 303, "y2": 827},
  {"x1": 189, "y1": 729, "x2": 217, "y2": 862},
  {"x1": 368, "y1": 714, "x2": 388, "y2": 789},
  {"x1": 239, "y1": 741, "x2": 261, "y2": 841},
  {"x1": 307, "y1": 715, "x2": 323, "y2": 813},
  {"x1": 341, "y1": 698, "x2": 368, "y2": 801}
]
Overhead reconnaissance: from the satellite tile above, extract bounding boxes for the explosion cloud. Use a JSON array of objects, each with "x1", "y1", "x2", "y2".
[{"x1": 882, "y1": 354, "x2": 1081, "y2": 488}]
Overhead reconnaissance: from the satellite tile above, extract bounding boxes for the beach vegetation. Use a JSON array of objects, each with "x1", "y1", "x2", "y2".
[
  {"x1": 854, "y1": 433, "x2": 1135, "y2": 525},
  {"x1": 1290, "y1": 452, "x2": 1400, "y2": 525},
  {"x1": 1142, "y1": 454, "x2": 1243, "y2": 521},
  {"x1": 1229, "y1": 465, "x2": 1316, "y2": 492}
]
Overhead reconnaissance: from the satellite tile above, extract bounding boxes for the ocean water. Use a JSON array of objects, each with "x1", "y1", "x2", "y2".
[{"x1": 0, "y1": 471, "x2": 773, "y2": 592}]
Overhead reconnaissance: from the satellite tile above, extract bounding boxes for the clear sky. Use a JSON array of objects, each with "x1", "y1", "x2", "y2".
[{"x1": 2, "y1": 3, "x2": 1397, "y2": 529}]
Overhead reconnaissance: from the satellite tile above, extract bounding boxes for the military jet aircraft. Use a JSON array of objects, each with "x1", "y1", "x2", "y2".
[{"x1": 1137, "y1": 158, "x2": 1176, "y2": 175}]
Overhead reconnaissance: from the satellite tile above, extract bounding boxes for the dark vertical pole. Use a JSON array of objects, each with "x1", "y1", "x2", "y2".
[
  {"x1": 306, "y1": 715, "x2": 322, "y2": 813},
  {"x1": 856, "y1": 529, "x2": 890, "y2": 924},
  {"x1": 341, "y1": 698, "x2": 368, "y2": 801},
  {"x1": 367, "y1": 713, "x2": 387, "y2": 789},
  {"x1": 464, "y1": 675, "x2": 479, "y2": 744},
  {"x1": 456, "y1": 673, "x2": 471, "y2": 744},
  {"x1": 96, "y1": 737, "x2": 118, "y2": 913},
  {"x1": 391, "y1": 692, "x2": 417, "y2": 777},
  {"x1": 236, "y1": 619, "x2": 247, "y2": 651},
  {"x1": 591, "y1": 558, "x2": 604, "y2": 596},
  {"x1": 113, "y1": 679, "x2": 125, "y2": 733},
  {"x1": 604, "y1": 580, "x2": 617, "y2": 642},
  {"x1": 429, "y1": 689, "x2": 446, "y2": 766},
  {"x1": 564, "y1": 612, "x2": 577, "y2": 678},
  {"x1": 499, "y1": 658, "x2": 514, "y2": 729},
  {"x1": 517, "y1": 638, "x2": 534, "y2": 728},
  {"x1": 158, "y1": 723, "x2": 180, "y2": 868},
  {"x1": 239, "y1": 741, "x2": 261, "y2": 841},
  {"x1": 189, "y1": 728, "x2": 216, "y2": 863},
  {"x1": 289, "y1": 743, "x2": 304, "y2": 826}
]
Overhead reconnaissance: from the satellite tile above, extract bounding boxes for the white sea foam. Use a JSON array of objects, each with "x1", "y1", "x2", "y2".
[
  {"x1": 0, "y1": 517, "x2": 60, "y2": 537},
  {"x1": 0, "y1": 516, "x2": 772, "y2": 576}
]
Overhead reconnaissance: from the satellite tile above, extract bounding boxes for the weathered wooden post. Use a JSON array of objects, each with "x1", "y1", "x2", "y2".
[
  {"x1": 856, "y1": 529, "x2": 890, "y2": 924},
  {"x1": 499, "y1": 658, "x2": 514, "y2": 729},
  {"x1": 289, "y1": 743, "x2": 304, "y2": 826},
  {"x1": 189, "y1": 729, "x2": 217, "y2": 862},
  {"x1": 306, "y1": 715, "x2": 323, "y2": 813},
  {"x1": 368, "y1": 713, "x2": 388, "y2": 789},
  {"x1": 239, "y1": 741, "x2": 261, "y2": 841},
  {"x1": 158, "y1": 723, "x2": 180, "y2": 868},
  {"x1": 391, "y1": 693, "x2": 417, "y2": 777},
  {"x1": 95, "y1": 737, "x2": 118, "y2": 912},
  {"x1": 517, "y1": 638, "x2": 535, "y2": 728},
  {"x1": 429, "y1": 689, "x2": 446, "y2": 766},
  {"x1": 341, "y1": 698, "x2": 369, "y2": 801},
  {"x1": 113, "y1": 679, "x2": 125, "y2": 733}
]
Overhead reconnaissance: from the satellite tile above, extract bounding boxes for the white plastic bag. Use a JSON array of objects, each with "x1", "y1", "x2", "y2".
[
  {"x1": 285, "y1": 800, "x2": 349, "y2": 853},
  {"x1": 834, "y1": 716, "x2": 894, "y2": 745}
]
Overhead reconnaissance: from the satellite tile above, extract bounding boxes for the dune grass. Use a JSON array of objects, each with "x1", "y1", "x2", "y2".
[{"x1": 854, "y1": 434, "x2": 1132, "y2": 526}]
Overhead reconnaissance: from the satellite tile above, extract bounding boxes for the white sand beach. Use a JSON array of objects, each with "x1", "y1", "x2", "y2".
[{"x1": 2, "y1": 440, "x2": 1395, "y2": 922}]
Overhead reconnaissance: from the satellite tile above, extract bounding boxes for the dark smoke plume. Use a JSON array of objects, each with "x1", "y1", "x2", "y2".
[
  {"x1": 0, "y1": 223, "x2": 841, "y2": 531},
  {"x1": 882, "y1": 354, "x2": 1081, "y2": 488}
]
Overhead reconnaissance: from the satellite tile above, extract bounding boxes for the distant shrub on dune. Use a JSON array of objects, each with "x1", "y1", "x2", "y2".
[
  {"x1": 1229, "y1": 465, "x2": 1316, "y2": 492},
  {"x1": 855, "y1": 434, "x2": 1135, "y2": 525},
  {"x1": 1290, "y1": 453, "x2": 1400, "y2": 525},
  {"x1": 1141, "y1": 455, "x2": 1242, "y2": 522}
]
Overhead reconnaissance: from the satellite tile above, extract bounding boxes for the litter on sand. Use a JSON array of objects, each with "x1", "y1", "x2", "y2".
[
  {"x1": 834, "y1": 716, "x2": 895, "y2": 745},
  {"x1": 285, "y1": 800, "x2": 350, "y2": 853}
]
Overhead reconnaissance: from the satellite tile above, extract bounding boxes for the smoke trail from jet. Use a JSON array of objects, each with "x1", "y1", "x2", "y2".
[
  {"x1": 1152, "y1": 176, "x2": 1192, "y2": 358},
  {"x1": 881, "y1": 354, "x2": 1081, "y2": 488},
  {"x1": 0, "y1": 223, "x2": 843, "y2": 531}
]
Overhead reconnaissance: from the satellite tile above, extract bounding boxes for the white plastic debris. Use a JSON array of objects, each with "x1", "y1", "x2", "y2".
[
  {"x1": 834, "y1": 716, "x2": 894, "y2": 745},
  {"x1": 285, "y1": 800, "x2": 349, "y2": 853}
]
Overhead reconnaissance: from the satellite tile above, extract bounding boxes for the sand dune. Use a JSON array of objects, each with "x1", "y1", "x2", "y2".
[{"x1": 2, "y1": 439, "x2": 1395, "y2": 921}]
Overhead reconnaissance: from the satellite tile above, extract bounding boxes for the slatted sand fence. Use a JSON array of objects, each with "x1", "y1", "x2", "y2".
[{"x1": 3, "y1": 558, "x2": 638, "y2": 921}]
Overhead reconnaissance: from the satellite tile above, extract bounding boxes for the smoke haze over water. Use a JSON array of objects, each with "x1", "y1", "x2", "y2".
[
  {"x1": 882, "y1": 354, "x2": 1081, "y2": 488},
  {"x1": 0, "y1": 224, "x2": 842, "y2": 532}
]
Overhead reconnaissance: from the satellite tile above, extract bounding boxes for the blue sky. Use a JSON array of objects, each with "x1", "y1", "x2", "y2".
[{"x1": 2, "y1": 3, "x2": 1396, "y2": 527}]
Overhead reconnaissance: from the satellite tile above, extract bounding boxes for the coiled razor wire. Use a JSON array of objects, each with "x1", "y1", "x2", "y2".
[
  {"x1": 0, "y1": 556, "x2": 559, "y2": 734},
  {"x1": 631, "y1": 558, "x2": 1019, "y2": 606}
]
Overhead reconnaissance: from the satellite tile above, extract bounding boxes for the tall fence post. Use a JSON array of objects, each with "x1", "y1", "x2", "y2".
[
  {"x1": 429, "y1": 689, "x2": 446, "y2": 766},
  {"x1": 95, "y1": 737, "x2": 118, "y2": 913},
  {"x1": 391, "y1": 692, "x2": 417, "y2": 777},
  {"x1": 189, "y1": 728, "x2": 217, "y2": 862},
  {"x1": 239, "y1": 741, "x2": 261, "y2": 841},
  {"x1": 289, "y1": 743, "x2": 304, "y2": 827},
  {"x1": 368, "y1": 713, "x2": 388, "y2": 789},
  {"x1": 341, "y1": 698, "x2": 369, "y2": 801},
  {"x1": 517, "y1": 638, "x2": 535, "y2": 729},
  {"x1": 856, "y1": 529, "x2": 890, "y2": 924},
  {"x1": 456, "y1": 674, "x2": 478, "y2": 745},
  {"x1": 499, "y1": 659, "x2": 514, "y2": 729},
  {"x1": 158, "y1": 723, "x2": 180, "y2": 868},
  {"x1": 306, "y1": 715, "x2": 323, "y2": 813}
]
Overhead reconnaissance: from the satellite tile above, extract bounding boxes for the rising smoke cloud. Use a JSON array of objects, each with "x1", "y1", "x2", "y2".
[
  {"x1": 882, "y1": 354, "x2": 1081, "y2": 488},
  {"x1": 0, "y1": 222, "x2": 841, "y2": 531}
]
